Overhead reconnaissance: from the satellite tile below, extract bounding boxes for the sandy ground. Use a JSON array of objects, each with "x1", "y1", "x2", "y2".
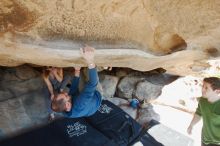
[{"x1": 153, "y1": 104, "x2": 203, "y2": 146}]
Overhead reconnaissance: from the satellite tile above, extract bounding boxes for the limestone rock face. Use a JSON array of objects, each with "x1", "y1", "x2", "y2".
[{"x1": 1, "y1": 0, "x2": 220, "y2": 76}]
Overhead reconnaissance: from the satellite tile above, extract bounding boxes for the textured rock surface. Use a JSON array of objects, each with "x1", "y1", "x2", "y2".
[
  {"x1": 0, "y1": 91, "x2": 49, "y2": 139},
  {"x1": 99, "y1": 75, "x2": 119, "y2": 98},
  {"x1": 1, "y1": 0, "x2": 220, "y2": 76},
  {"x1": 0, "y1": 65, "x2": 49, "y2": 139},
  {"x1": 117, "y1": 76, "x2": 144, "y2": 99},
  {"x1": 0, "y1": 66, "x2": 43, "y2": 101},
  {"x1": 134, "y1": 80, "x2": 163, "y2": 102}
]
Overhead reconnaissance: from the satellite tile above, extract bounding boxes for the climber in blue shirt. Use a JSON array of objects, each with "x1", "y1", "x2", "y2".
[{"x1": 51, "y1": 46, "x2": 102, "y2": 118}]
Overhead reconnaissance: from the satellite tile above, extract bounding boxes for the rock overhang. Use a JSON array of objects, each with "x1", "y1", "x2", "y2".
[{"x1": 1, "y1": 0, "x2": 220, "y2": 76}]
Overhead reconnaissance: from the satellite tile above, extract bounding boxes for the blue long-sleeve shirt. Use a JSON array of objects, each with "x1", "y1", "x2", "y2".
[{"x1": 64, "y1": 68, "x2": 102, "y2": 118}]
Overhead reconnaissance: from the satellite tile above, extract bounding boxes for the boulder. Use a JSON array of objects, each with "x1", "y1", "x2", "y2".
[
  {"x1": 0, "y1": 65, "x2": 44, "y2": 101},
  {"x1": 99, "y1": 75, "x2": 119, "y2": 98},
  {"x1": 117, "y1": 76, "x2": 144, "y2": 99},
  {"x1": 134, "y1": 80, "x2": 163, "y2": 102}
]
